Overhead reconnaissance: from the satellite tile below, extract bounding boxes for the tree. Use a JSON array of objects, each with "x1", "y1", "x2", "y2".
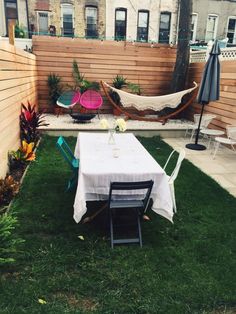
[{"x1": 170, "y1": 0, "x2": 192, "y2": 92}]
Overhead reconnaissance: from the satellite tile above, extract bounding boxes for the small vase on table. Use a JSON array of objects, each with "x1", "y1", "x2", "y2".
[{"x1": 108, "y1": 129, "x2": 116, "y2": 145}]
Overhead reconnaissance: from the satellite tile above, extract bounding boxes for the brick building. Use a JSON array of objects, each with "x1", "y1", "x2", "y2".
[{"x1": 27, "y1": 0, "x2": 106, "y2": 38}]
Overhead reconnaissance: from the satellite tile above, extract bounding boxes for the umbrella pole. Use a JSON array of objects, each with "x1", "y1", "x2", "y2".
[
  {"x1": 186, "y1": 102, "x2": 207, "y2": 151},
  {"x1": 194, "y1": 102, "x2": 205, "y2": 145}
]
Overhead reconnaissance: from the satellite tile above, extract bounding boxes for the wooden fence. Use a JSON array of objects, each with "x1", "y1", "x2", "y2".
[
  {"x1": 32, "y1": 36, "x2": 177, "y2": 112},
  {"x1": 0, "y1": 41, "x2": 38, "y2": 178},
  {"x1": 187, "y1": 61, "x2": 236, "y2": 130}
]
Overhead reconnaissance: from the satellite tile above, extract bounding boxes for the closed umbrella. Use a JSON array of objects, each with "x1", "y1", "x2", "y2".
[{"x1": 186, "y1": 40, "x2": 221, "y2": 150}]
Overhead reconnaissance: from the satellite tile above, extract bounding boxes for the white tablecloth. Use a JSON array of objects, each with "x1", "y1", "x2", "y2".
[{"x1": 73, "y1": 132, "x2": 173, "y2": 223}]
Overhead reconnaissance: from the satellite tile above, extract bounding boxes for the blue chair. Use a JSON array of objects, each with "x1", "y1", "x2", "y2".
[
  {"x1": 108, "y1": 180, "x2": 154, "y2": 248},
  {"x1": 56, "y1": 136, "x2": 79, "y2": 191}
]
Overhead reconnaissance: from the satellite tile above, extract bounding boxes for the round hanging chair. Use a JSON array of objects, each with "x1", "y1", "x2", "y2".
[{"x1": 80, "y1": 90, "x2": 103, "y2": 110}]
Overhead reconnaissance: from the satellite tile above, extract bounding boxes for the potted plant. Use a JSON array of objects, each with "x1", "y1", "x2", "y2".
[
  {"x1": 15, "y1": 22, "x2": 25, "y2": 38},
  {"x1": 47, "y1": 73, "x2": 63, "y2": 114},
  {"x1": 110, "y1": 75, "x2": 127, "y2": 116}
]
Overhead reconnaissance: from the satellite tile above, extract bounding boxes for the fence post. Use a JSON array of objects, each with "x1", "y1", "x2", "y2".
[{"x1": 8, "y1": 21, "x2": 15, "y2": 45}]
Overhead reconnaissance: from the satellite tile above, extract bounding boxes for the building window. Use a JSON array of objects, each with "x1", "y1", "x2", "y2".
[
  {"x1": 190, "y1": 13, "x2": 198, "y2": 42},
  {"x1": 227, "y1": 17, "x2": 236, "y2": 44},
  {"x1": 205, "y1": 14, "x2": 218, "y2": 42},
  {"x1": 85, "y1": 6, "x2": 97, "y2": 38},
  {"x1": 115, "y1": 8, "x2": 127, "y2": 40},
  {"x1": 4, "y1": 0, "x2": 18, "y2": 34},
  {"x1": 38, "y1": 12, "x2": 48, "y2": 35},
  {"x1": 61, "y1": 3, "x2": 74, "y2": 37},
  {"x1": 159, "y1": 12, "x2": 171, "y2": 43},
  {"x1": 137, "y1": 10, "x2": 149, "y2": 42}
]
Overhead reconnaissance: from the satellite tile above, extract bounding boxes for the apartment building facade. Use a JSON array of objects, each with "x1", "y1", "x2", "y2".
[
  {"x1": 26, "y1": 0, "x2": 105, "y2": 38},
  {"x1": 105, "y1": 0, "x2": 179, "y2": 44},
  {"x1": 191, "y1": 0, "x2": 236, "y2": 44},
  {"x1": 1, "y1": 0, "x2": 236, "y2": 45}
]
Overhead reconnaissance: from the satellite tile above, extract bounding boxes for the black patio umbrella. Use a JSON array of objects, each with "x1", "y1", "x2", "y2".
[{"x1": 186, "y1": 40, "x2": 221, "y2": 150}]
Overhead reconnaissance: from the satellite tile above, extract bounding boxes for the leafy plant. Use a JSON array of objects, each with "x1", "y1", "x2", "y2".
[
  {"x1": 127, "y1": 82, "x2": 141, "y2": 95},
  {"x1": 0, "y1": 176, "x2": 19, "y2": 207},
  {"x1": 15, "y1": 22, "x2": 25, "y2": 38},
  {"x1": 112, "y1": 75, "x2": 127, "y2": 89},
  {"x1": 0, "y1": 213, "x2": 24, "y2": 265},
  {"x1": 110, "y1": 75, "x2": 141, "y2": 105},
  {"x1": 47, "y1": 73, "x2": 63, "y2": 106},
  {"x1": 20, "y1": 102, "x2": 48, "y2": 145},
  {"x1": 72, "y1": 60, "x2": 100, "y2": 93},
  {"x1": 9, "y1": 141, "x2": 35, "y2": 163}
]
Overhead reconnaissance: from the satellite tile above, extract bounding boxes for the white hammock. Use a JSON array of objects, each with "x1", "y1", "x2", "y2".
[{"x1": 105, "y1": 81, "x2": 198, "y2": 111}]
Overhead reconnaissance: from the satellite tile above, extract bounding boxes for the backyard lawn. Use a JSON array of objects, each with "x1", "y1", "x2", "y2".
[{"x1": 1, "y1": 135, "x2": 236, "y2": 314}]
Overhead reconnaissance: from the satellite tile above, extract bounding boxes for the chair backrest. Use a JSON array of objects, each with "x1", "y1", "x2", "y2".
[
  {"x1": 226, "y1": 125, "x2": 236, "y2": 140},
  {"x1": 164, "y1": 149, "x2": 186, "y2": 182},
  {"x1": 80, "y1": 90, "x2": 103, "y2": 110},
  {"x1": 108, "y1": 180, "x2": 154, "y2": 210},
  {"x1": 57, "y1": 91, "x2": 81, "y2": 109},
  {"x1": 56, "y1": 136, "x2": 78, "y2": 170},
  {"x1": 218, "y1": 37, "x2": 228, "y2": 49},
  {"x1": 193, "y1": 114, "x2": 216, "y2": 128}
]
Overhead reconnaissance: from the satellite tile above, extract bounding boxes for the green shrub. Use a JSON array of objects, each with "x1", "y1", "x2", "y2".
[{"x1": 0, "y1": 213, "x2": 24, "y2": 265}]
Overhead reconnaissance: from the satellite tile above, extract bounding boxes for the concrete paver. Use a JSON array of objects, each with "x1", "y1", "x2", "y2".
[{"x1": 164, "y1": 137, "x2": 236, "y2": 197}]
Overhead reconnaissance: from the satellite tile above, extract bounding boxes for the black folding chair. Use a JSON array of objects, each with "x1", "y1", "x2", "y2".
[{"x1": 108, "y1": 180, "x2": 154, "y2": 248}]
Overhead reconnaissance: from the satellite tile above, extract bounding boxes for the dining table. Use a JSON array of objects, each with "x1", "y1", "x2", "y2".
[{"x1": 73, "y1": 132, "x2": 174, "y2": 223}]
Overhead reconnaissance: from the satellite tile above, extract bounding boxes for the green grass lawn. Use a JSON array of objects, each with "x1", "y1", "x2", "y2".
[{"x1": 1, "y1": 135, "x2": 236, "y2": 314}]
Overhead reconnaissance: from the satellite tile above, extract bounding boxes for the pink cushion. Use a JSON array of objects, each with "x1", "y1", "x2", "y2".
[{"x1": 80, "y1": 90, "x2": 103, "y2": 110}]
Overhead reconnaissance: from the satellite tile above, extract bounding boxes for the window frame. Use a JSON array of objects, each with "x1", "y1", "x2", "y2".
[
  {"x1": 190, "y1": 13, "x2": 198, "y2": 42},
  {"x1": 159, "y1": 11, "x2": 171, "y2": 44},
  {"x1": 205, "y1": 14, "x2": 218, "y2": 42},
  {"x1": 85, "y1": 5, "x2": 98, "y2": 38},
  {"x1": 37, "y1": 11, "x2": 49, "y2": 35},
  {"x1": 60, "y1": 3, "x2": 74, "y2": 37},
  {"x1": 4, "y1": 0, "x2": 18, "y2": 35},
  {"x1": 114, "y1": 7, "x2": 127, "y2": 41},
  {"x1": 137, "y1": 10, "x2": 149, "y2": 42},
  {"x1": 227, "y1": 16, "x2": 236, "y2": 44}
]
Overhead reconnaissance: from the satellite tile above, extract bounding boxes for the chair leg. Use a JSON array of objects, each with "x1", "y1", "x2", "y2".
[
  {"x1": 57, "y1": 107, "x2": 62, "y2": 118},
  {"x1": 213, "y1": 141, "x2": 220, "y2": 159},
  {"x1": 109, "y1": 209, "x2": 114, "y2": 249},
  {"x1": 137, "y1": 210, "x2": 143, "y2": 248},
  {"x1": 190, "y1": 129, "x2": 194, "y2": 142},
  {"x1": 231, "y1": 144, "x2": 236, "y2": 152},
  {"x1": 169, "y1": 183, "x2": 177, "y2": 213},
  {"x1": 184, "y1": 128, "x2": 190, "y2": 138},
  {"x1": 66, "y1": 174, "x2": 78, "y2": 191}
]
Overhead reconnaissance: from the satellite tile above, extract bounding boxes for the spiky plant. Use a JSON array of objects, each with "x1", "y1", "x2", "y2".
[{"x1": 47, "y1": 73, "x2": 63, "y2": 106}]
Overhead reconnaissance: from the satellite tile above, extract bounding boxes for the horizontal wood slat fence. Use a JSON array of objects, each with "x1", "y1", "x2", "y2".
[
  {"x1": 1, "y1": 36, "x2": 236, "y2": 178},
  {"x1": 32, "y1": 36, "x2": 177, "y2": 113},
  {"x1": 187, "y1": 61, "x2": 236, "y2": 131},
  {"x1": 0, "y1": 41, "x2": 38, "y2": 178}
]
